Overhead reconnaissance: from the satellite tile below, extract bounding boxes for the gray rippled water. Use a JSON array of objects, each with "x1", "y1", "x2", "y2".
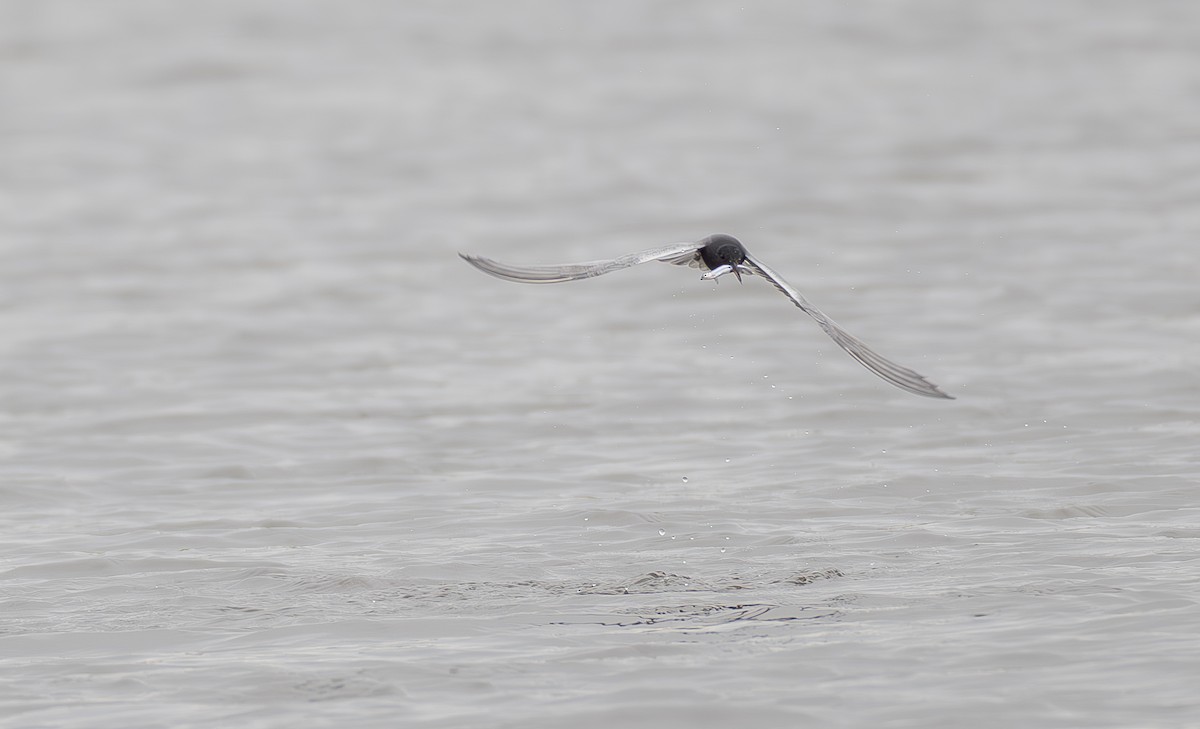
[{"x1": 2, "y1": 1, "x2": 1200, "y2": 727}]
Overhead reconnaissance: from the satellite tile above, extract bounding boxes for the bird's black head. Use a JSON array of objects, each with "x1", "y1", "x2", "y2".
[{"x1": 699, "y1": 234, "x2": 747, "y2": 281}]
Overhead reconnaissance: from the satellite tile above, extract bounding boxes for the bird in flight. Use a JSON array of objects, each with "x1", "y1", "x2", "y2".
[{"x1": 460, "y1": 234, "x2": 952, "y2": 399}]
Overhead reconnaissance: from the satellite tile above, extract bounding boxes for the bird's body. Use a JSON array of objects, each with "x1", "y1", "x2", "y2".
[{"x1": 459, "y1": 234, "x2": 952, "y2": 399}]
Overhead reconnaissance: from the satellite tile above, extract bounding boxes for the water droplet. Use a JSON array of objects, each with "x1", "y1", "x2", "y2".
[
  {"x1": 658, "y1": 528, "x2": 666, "y2": 536},
  {"x1": 724, "y1": 458, "x2": 731, "y2": 463},
  {"x1": 720, "y1": 547, "x2": 726, "y2": 553},
  {"x1": 681, "y1": 476, "x2": 689, "y2": 483}
]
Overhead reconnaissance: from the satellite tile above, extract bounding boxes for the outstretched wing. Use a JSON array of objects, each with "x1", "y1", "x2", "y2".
[
  {"x1": 743, "y1": 254, "x2": 953, "y2": 399},
  {"x1": 459, "y1": 243, "x2": 702, "y2": 284}
]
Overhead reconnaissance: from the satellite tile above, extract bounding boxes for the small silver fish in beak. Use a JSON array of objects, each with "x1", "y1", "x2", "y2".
[{"x1": 700, "y1": 263, "x2": 752, "y2": 283}]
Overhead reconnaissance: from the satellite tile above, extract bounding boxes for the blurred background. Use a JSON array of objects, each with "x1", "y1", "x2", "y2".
[{"x1": 2, "y1": 2, "x2": 1198, "y2": 727}]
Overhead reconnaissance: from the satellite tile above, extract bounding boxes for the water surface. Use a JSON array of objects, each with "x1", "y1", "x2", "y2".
[{"x1": 2, "y1": 2, "x2": 1199, "y2": 727}]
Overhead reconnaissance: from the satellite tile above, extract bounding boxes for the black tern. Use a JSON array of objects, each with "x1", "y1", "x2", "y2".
[{"x1": 460, "y1": 234, "x2": 953, "y2": 399}]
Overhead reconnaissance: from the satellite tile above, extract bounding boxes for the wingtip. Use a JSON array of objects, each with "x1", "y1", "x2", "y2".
[
  {"x1": 459, "y1": 252, "x2": 489, "y2": 269},
  {"x1": 909, "y1": 378, "x2": 955, "y2": 400},
  {"x1": 923, "y1": 378, "x2": 955, "y2": 400}
]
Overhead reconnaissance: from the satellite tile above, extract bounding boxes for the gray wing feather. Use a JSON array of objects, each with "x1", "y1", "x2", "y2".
[
  {"x1": 459, "y1": 243, "x2": 701, "y2": 284},
  {"x1": 744, "y1": 255, "x2": 953, "y2": 399}
]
